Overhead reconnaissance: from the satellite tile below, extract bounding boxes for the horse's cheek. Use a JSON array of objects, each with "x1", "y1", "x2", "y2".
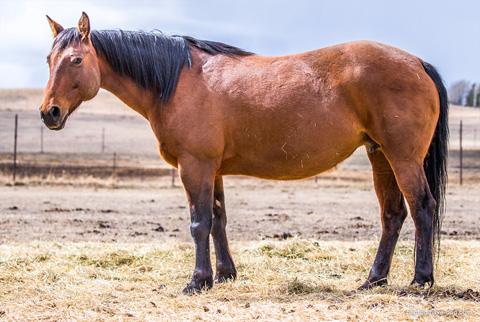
[{"x1": 83, "y1": 65, "x2": 101, "y2": 100}]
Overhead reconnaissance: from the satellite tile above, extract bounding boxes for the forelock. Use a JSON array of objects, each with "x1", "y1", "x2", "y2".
[{"x1": 52, "y1": 28, "x2": 82, "y2": 52}]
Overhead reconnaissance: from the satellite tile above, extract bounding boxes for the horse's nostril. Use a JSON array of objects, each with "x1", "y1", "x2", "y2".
[{"x1": 49, "y1": 106, "x2": 61, "y2": 121}]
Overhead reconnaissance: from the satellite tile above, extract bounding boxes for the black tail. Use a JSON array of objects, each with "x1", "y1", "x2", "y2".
[{"x1": 422, "y1": 61, "x2": 449, "y2": 259}]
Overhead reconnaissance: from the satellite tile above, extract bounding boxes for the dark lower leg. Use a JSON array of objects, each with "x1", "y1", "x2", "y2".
[
  {"x1": 390, "y1": 162, "x2": 437, "y2": 288},
  {"x1": 360, "y1": 151, "x2": 407, "y2": 290},
  {"x1": 360, "y1": 201, "x2": 407, "y2": 289},
  {"x1": 410, "y1": 186, "x2": 436, "y2": 287},
  {"x1": 186, "y1": 217, "x2": 214, "y2": 292},
  {"x1": 211, "y1": 177, "x2": 236, "y2": 282},
  {"x1": 179, "y1": 161, "x2": 216, "y2": 294}
]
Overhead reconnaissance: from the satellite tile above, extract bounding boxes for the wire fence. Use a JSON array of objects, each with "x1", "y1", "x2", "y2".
[
  {"x1": 0, "y1": 109, "x2": 178, "y2": 183},
  {"x1": 1, "y1": 106, "x2": 479, "y2": 184}
]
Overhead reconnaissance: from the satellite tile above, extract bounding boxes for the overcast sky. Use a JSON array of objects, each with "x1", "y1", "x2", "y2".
[{"x1": 0, "y1": 0, "x2": 479, "y2": 89}]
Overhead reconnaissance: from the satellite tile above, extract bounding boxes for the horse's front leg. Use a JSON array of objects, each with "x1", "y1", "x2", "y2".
[
  {"x1": 211, "y1": 176, "x2": 237, "y2": 282},
  {"x1": 178, "y1": 156, "x2": 217, "y2": 294}
]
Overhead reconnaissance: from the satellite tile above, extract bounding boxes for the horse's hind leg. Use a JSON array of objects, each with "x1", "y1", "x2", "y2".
[
  {"x1": 211, "y1": 176, "x2": 237, "y2": 282},
  {"x1": 374, "y1": 133, "x2": 437, "y2": 287},
  {"x1": 387, "y1": 158, "x2": 437, "y2": 287},
  {"x1": 359, "y1": 150, "x2": 408, "y2": 289}
]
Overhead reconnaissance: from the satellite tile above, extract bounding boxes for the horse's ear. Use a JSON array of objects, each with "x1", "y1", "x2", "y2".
[
  {"x1": 46, "y1": 15, "x2": 64, "y2": 38},
  {"x1": 78, "y1": 12, "x2": 91, "y2": 41}
]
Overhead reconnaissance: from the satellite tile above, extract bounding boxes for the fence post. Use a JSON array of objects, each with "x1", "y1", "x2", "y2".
[
  {"x1": 171, "y1": 168, "x2": 176, "y2": 186},
  {"x1": 102, "y1": 127, "x2": 105, "y2": 153},
  {"x1": 113, "y1": 152, "x2": 117, "y2": 175},
  {"x1": 459, "y1": 120, "x2": 463, "y2": 185},
  {"x1": 40, "y1": 126, "x2": 44, "y2": 154},
  {"x1": 474, "y1": 128, "x2": 477, "y2": 147},
  {"x1": 13, "y1": 114, "x2": 18, "y2": 182}
]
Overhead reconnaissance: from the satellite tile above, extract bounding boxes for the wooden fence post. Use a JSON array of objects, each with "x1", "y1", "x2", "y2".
[
  {"x1": 40, "y1": 126, "x2": 44, "y2": 153},
  {"x1": 113, "y1": 152, "x2": 117, "y2": 175},
  {"x1": 459, "y1": 120, "x2": 463, "y2": 185},
  {"x1": 102, "y1": 127, "x2": 105, "y2": 153},
  {"x1": 13, "y1": 114, "x2": 18, "y2": 182}
]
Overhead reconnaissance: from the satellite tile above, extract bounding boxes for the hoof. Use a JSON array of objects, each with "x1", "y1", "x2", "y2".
[
  {"x1": 214, "y1": 270, "x2": 237, "y2": 284},
  {"x1": 182, "y1": 276, "x2": 213, "y2": 295},
  {"x1": 358, "y1": 278, "x2": 387, "y2": 290},
  {"x1": 410, "y1": 276, "x2": 434, "y2": 289}
]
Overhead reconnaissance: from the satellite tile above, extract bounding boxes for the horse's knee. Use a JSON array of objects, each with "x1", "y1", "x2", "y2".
[
  {"x1": 211, "y1": 219, "x2": 223, "y2": 238},
  {"x1": 211, "y1": 202, "x2": 227, "y2": 237},
  {"x1": 382, "y1": 210, "x2": 407, "y2": 235},
  {"x1": 396, "y1": 205, "x2": 408, "y2": 223},
  {"x1": 212, "y1": 210, "x2": 227, "y2": 232},
  {"x1": 190, "y1": 219, "x2": 212, "y2": 242}
]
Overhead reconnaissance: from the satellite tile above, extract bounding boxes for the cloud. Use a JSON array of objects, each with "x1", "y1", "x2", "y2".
[{"x1": 0, "y1": 0, "x2": 479, "y2": 88}]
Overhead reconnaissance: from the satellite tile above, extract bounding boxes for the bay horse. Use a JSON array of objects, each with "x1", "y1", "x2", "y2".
[{"x1": 41, "y1": 13, "x2": 448, "y2": 293}]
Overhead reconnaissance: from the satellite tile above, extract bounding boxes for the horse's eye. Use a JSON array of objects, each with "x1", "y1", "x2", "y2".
[{"x1": 72, "y1": 57, "x2": 83, "y2": 65}]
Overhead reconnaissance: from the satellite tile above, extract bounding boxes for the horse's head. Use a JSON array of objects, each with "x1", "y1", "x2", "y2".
[{"x1": 40, "y1": 12, "x2": 100, "y2": 130}]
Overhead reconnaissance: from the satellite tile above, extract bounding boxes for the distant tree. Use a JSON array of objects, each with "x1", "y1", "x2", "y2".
[
  {"x1": 466, "y1": 83, "x2": 475, "y2": 107},
  {"x1": 472, "y1": 83, "x2": 480, "y2": 107},
  {"x1": 449, "y1": 80, "x2": 471, "y2": 105}
]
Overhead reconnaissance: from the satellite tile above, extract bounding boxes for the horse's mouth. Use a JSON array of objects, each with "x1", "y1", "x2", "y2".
[{"x1": 45, "y1": 113, "x2": 68, "y2": 131}]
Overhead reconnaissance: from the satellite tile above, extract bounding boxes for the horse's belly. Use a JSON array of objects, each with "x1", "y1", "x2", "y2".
[
  {"x1": 218, "y1": 103, "x2": 365, "y2": 179},
  {"x1": 218, "y1": 142, "x2": 360, "y2": 180}
]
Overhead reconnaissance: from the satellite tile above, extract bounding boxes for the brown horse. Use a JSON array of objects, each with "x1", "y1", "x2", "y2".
[{"x1": 41, "y1": 13, "x2": 448, "y2": 293}]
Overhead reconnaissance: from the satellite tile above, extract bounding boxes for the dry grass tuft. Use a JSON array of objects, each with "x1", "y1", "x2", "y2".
[
  {"x1": 2, "y1": 173, "x2": 121, "y2": 188},
  {"x1": 0, "y1": 239, "x2": 479, "y2": 321}
]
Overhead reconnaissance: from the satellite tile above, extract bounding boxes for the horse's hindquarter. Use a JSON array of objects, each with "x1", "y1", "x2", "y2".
[
  {"x1": 336, "y1": 41, "x2": 440, "y2": 164},
  {"x1": 201, "y1": 49, "x2": 365, "y2": 180}
]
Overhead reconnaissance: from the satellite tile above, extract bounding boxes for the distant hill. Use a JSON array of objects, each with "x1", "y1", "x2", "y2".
[{"x1": 0, "y1": 88, "x2": 136, "y2": 116}]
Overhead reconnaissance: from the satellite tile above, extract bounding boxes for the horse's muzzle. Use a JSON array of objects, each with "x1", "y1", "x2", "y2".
[{"x1": 40, "y1": 106, "x2": 67, "y2": 131}]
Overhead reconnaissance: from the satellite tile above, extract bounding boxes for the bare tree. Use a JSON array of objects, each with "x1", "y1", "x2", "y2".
[
  {"x1": 470, "y1": 83, "x2": 479, "y2": 107},
  {"x1": 449, "y1": 80, "x2": 471, "y2": 105},
  {"x1": 476, "y1": 87, "x2": 480, "y2": 107},
  {"x1": 466, "y1": 83, "x2": 475, "y2": 107}
]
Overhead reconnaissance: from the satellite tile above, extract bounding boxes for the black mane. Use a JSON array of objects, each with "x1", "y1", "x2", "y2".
[{"x1": 50, "y1": 28, "x2": 252, "y2": 103}]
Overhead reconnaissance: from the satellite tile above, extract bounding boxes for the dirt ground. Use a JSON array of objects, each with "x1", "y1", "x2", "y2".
[
  {"x1": 0, "y1": 89, "x2": 479, "y2": 244},
  {"x1": 1, "y1": 168, "x2": 479, "y2": 244}
]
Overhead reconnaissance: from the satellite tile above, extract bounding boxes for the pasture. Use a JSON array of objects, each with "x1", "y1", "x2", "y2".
[
  {"x1": 0, "y1": 89, "x2": 479, "y2": 321},
  {"x1": 1, "y1": 240, "x2": 479, "y2": 321}
]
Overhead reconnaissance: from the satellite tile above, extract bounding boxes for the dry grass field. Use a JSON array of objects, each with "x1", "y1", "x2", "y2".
[
  {"x1": 1, "y1": 240, "x2": 479, "y2": 321},
  {"x1": 0, "y1": 89, "x2": 479, "y2": 321}
]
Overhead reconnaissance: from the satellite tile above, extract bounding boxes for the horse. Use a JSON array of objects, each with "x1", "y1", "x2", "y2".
[{"x1": 40, "y1": 12, "x2": 448, "y2": 294}]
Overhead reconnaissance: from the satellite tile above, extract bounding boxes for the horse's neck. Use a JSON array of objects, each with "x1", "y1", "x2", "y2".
[
  {"x1": 98, "y1": 57, "x2": 156, "y2": 120},
  {"x1": 97, "y1": 48, "x2": 207, "y2": 122}
]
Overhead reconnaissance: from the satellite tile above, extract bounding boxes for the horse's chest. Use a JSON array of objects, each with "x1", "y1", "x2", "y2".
[{"x1": 159, "y1": 143, "x2": 178, "y2": 168}]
